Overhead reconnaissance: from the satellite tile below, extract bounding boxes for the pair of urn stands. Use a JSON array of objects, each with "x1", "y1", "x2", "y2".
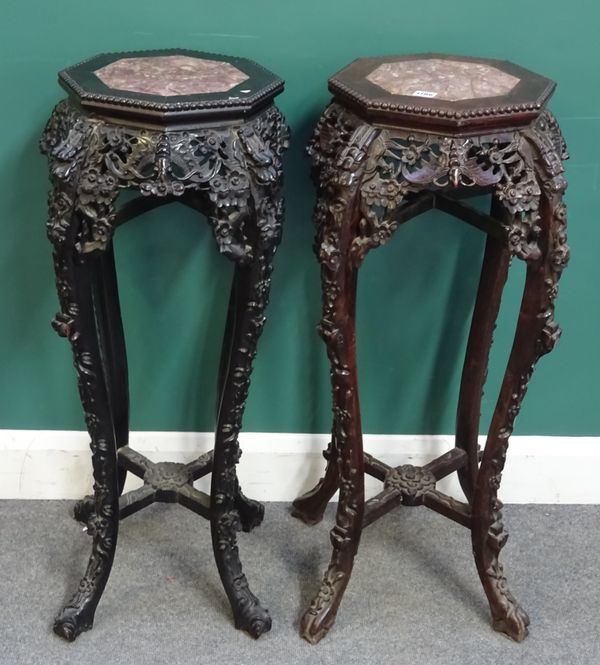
[{"x1": 41, "y1": 49, "x2": 568, "y2": 644}]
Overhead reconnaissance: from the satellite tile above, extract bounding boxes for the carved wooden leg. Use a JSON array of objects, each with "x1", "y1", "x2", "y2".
[
  {"x1": 291, "y1": 440, "x2": 340, "y2": 525},
  {"x1": 472, "y1": 178, "x2": 568, "y2": 641},
  {"x1": 455, "y1": 199, "x2": 511, "y2": 503},
  {"x1": 72, "y1": 242, "x2": 128, "y2": 526},
  {"x1": 51, "y1": 212, "x2": 119, "y2": 641},
  {"x1": 293, "y1": 124, "x2": 385, "y2": 530},
  {"x1": 471, "y1": 268, "x2": 537, "y2": 642},
  {"x1": 300, "y1": 184, "x2": 365, "y2": 645},
  {"x1": 73, "y1": 242, "x2": 130, "y2": 524},
  {"x1": 215, "y1": 276, "x2": 264, "y2": 535},
  {"x1": 98, "y1": 242, "x2": 130, "y2": 495},
  {"x1": 210, "y1": 248, "x2": 273, "y2": 639}
]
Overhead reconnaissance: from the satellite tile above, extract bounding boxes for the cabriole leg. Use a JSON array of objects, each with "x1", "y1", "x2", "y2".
[
  {"x1": 73, "y1": 241, "x2": 130, "y2": 524},
  {"x1": 210, "y1": 242, "x2": 274, "y2": 639},
  {"x1": 455, "y1": 198, "x2": 511, "y2": 502},
  {"x1": 215, "y1": 279, "x2": 264, "y2": 534},
  {"x1": 472, "y1": 172, "x2": 568, "y2": 641},
  {"x1": 51, "y1": 208, "x2": 119, "y2": 641},
  {"x1": 300, "y1": 173, "x2": 366, "y2": 645}
]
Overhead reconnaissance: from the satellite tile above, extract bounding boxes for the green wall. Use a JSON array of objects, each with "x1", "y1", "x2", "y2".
[{"x1": 0, "y1": 0, "x2": 598, "y2": 435}]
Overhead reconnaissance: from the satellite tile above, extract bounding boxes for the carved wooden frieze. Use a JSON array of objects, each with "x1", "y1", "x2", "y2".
[
  {"x1": 41, "y1": 100, "x2": 289, "y2": 262},
  {"x1": 308, "y1": 103, "x2": 568, "y2": 269}
]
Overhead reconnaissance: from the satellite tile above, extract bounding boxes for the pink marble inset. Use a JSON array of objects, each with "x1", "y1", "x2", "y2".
[
  {"x1": 94, "y1": 55, "x2": 249, "y2": 97},
  {"x1": 366, "y1": 59, "x2": 520, "y2": 102}
]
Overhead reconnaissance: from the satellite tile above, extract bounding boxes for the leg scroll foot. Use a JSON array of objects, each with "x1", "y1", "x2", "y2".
[
  {"x1": 211, "y1": 244, "x2": 278, "y2": 639},
  {"x1": 212, "y1": 506, "x2": 272, "y2": 639},
  {"x1": 491, "y1": 602, "x2": 530, "y2": 642},
  {"x1": 50, "y1": 244, "x2": 120, "y2": 642},
  {"x1": 231, "y1": 588, "x2": 272, "y2": 638},
  {"x1": 53, "y1": 603, "x2": 96, "y2": 642}
]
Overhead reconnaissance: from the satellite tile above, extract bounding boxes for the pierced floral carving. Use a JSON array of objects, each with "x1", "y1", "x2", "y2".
[
  {"x1": 307, "y1": 103, "x2": 567, "y2": 270},
  {"x1": 41, "y1": 100, "x2": 288, "y2": 261},
  {"x1": 384, "y1": 465, "x2": 436, "y2": 500}
]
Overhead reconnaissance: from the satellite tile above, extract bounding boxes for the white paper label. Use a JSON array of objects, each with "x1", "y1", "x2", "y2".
[{"x1": 412, "y1": 90, "x2": 437, "y2": 98}]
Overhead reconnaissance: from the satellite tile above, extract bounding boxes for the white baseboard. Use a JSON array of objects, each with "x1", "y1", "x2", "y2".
[{"x1": 1, "y1": 430, "x2": 598, "y2": 503}]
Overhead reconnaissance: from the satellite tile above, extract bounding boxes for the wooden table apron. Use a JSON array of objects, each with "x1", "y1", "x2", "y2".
[
  {"x1": 40, "y1": 98, "x2": 288, "y2": 642},
  {"x1": 292, "y1": 101, "x2": 569, "y2": 644}
]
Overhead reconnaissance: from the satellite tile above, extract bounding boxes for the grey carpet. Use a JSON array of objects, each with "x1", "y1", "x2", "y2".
[{"x1": 0, "y1": 501, "x2": 598, "y2": 665}]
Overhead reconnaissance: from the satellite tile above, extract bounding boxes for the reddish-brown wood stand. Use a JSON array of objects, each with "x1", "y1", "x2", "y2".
[{"x1": 292, "y1": 54, "x2": 569, "y2": 644}]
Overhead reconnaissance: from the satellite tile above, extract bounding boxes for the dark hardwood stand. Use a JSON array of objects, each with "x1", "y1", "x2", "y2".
[
  {"x1": 41, "y1": 49, "x2": 288, "y2": 642},
  {"x1": 292, "y1": 54, "x2": 569, "y2": 644}
]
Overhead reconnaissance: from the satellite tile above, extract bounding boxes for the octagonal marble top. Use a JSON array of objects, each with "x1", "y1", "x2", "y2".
[
  {"x1": 94, "y1": 55, "x2": 249, "y2": 97},
  {"x1": 366, "y1": 58, "x2": 520, "y2": 102}
]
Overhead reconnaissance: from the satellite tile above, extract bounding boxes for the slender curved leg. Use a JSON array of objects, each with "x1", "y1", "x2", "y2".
[
  {"x1": 51, "y1": 208, "x2": 120, "y2": 641},
  {"x1": 215, "y1": 274, "x2": 264, "y2": 535},
  {"x1": 210, "y1": 240, "x2": 274, "y2": 638},
  {"x1": 98, "y1": 242, "x2": 130, "y2": 495},
  {"x1": 291, "y1": 440, "x2": 340, "y2": 525},
  {"x1": 471, "y1": 262, "x2": 539, "y2": 642},
  {"x1": 455, "y1": 198, "x2": 511, "y2": 503},
  {"x1": 73, "y1": 242, "x2": 130, "y2": 524},
  {"x1": 472, "y1": 172, "x2": 568, "y2": 641},
  {"x1": 300, "y1": 162, "x2": 366, "y2": 645}
]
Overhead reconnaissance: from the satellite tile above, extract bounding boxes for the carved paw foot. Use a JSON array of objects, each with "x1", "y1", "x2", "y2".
[
  {"x1": 73, "y1": 495, "x2": 95, "y2": 526},
  {"x1": 300, "y1": 567, "x2": 347, "y2": 644},
  {"x1": 53, "y1": 604, "x2": 95, "y2": 642},
  {"x1": 233, "y1": 598, "x2": 272, "y2": 639},
  {"x1": 235, "y1": 492, "x2": 265, "y2": 533},
  {"x1": 492, "y1": 603, "x2": 530, "y2": 642}
]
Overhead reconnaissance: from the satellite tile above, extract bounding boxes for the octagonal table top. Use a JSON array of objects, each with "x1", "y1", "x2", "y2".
[
  {"x1": 58, "y1": 49, "x2": 284, "y2": 126},
  {"x1": 329, "y1": 54, "x2": 555, "y2": 133}
]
